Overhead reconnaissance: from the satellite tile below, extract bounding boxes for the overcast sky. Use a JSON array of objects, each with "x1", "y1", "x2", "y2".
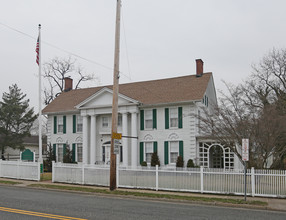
[{"x1": 1, "y1": 0, "x2": 286, "y2": 110}]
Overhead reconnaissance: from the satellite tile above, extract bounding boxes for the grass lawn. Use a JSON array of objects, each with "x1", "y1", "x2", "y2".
[
  {"x1": 29, "y1": 183, "x2": 267, "y2": 206},
  {"x1": 40, "y1": 172, "x2": 52, "y2": 181},
  {"x1": 0, "y1": 180, "x2": 22, "y2": 185}
]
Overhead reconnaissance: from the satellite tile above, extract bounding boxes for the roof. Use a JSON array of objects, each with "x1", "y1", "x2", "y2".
[{"x1": 43, "y1": 72, "x2": 213, "y2": 114}]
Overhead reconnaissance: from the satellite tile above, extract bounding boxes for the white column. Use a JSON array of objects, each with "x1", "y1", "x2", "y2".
[
  {"x1": 122, "y1": 113, "x2": 128, "y2": 167},
  {"x1": 82, "y1": 115, "x2": 89, "y2": 164},
  {"x1": 90, "y1": 115, "x2": 97, "y2": 165},
  {"x1": 131, "y1": 112, "x2": 138, "y2": 167}
]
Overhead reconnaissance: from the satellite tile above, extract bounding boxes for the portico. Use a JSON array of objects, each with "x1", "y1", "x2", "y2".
[{"x1": 79, "y1": 91, "x2": 139, "y2": 166}]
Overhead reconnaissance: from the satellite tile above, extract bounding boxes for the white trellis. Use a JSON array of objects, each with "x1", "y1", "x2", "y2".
[{"x1": 199, "y1": 142, "x2": 235, "y2": 169}]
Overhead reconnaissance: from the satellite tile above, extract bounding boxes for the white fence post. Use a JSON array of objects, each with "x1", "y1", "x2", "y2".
[
  {"x1": 37, "y1": 162, "x2": 40, "y2": 181},
  {"x1": 52, "y1": 161, "x2": 55, "y2": 183},
  {"x1": 82, "y1": 163, "x2": 85, "y2": 185},
  {"x1": 251, "y1": 167, "x2": 255, "y2": 197},
  {"x1": 156, "y1": 165, "x2": 158, "y2": 191},
  {"x1": 17, "y1": 160, "x2": 20, "y2": 179},
  {"x1": 200, "y1": 166, "x2": 204, "y2": 193}
]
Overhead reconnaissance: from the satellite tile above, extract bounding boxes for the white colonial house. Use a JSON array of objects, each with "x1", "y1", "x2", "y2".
[{"x1": 43, "y1": 59, "x2": 242, "y2": 169}]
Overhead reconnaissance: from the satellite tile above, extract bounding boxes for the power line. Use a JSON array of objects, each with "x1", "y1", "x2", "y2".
[
  {"x1": 0, "y1": 21, "x2": 169, "y2": 103},
  {"x1": 0, "y1": 22, "x2": 114, "y2": 71},
  {"x1": 0, "y1": 21, "x2": 134, "y2": 82}
]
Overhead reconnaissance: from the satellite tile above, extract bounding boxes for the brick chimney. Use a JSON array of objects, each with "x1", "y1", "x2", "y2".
[
  {"x1": 196, "y1": 59, "x2": 204, "y2": 77},
  {"x1": 64, "y1": 77, "x2": 73, "y2": 92}
]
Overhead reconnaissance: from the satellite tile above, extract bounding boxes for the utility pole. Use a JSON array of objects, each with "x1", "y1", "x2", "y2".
[{"x1": 110, "y1": 0, "x2": 121, "y2": 191}]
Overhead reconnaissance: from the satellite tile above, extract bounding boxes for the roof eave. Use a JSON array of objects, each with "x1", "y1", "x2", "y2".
[{"x1": 140, "y1": 99, "x2": 202, "y2": 108}]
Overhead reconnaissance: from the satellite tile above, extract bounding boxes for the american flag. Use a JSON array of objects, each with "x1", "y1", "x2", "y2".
[{"x1": 36, "y1": 36, "x2": 39, "y2": 65}]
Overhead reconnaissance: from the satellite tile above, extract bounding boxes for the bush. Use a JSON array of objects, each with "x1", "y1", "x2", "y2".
[
  {"x1": 141, "y1": 161, "x2": 147, "y2": 166},
  {"x1": 187, "y1": 159, "x2": 195, "y2": 168},
  {"x1": 176, "y1": 155, "x2": 184, "y2": 168},
  {"x1": 151, "y1": 152, "x2": 160, "y2": 167}
]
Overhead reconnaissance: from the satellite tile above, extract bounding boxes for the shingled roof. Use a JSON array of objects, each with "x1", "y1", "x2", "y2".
[{"x1": 42, "y1": 72, "x2": 212, "y2": 114}]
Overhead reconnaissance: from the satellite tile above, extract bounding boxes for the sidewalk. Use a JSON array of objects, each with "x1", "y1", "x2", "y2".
[{"x1": 1, "y1": 177, "x2": 286, "y2": 212}]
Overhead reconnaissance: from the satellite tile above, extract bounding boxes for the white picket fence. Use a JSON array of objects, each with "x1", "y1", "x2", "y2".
[
  {"x1": 0, "y1": 159, "x2": 41, "y2": 181},
  {"x1": 52, "y1": 162, "x2": 286, "y2": 198}
]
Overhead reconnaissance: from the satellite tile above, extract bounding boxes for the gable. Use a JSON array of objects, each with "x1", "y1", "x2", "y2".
[
  {"x1": 204, "y1": 74, "x2": 217, "y2": 106},
  {"x1": 76, "y1": 88, "x2": 139, "y2": 109}
]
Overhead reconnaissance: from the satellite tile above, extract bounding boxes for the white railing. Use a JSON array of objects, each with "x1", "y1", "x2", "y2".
[
  {"x1": 0, "y1": 159, "x2": 40, "y2": 181},
  {"x1": 52, "y1": 162, "x2": 286, "y2": 198}
]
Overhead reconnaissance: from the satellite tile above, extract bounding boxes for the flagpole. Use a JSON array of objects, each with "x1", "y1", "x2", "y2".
[{"x1": 38, "y1": 24, "x2": 43, "y2": 163}]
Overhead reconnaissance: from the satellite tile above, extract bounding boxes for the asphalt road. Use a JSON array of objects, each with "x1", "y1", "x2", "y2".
[{"x1": 0, "y1": 185, "x2": 285, "y2": 220}]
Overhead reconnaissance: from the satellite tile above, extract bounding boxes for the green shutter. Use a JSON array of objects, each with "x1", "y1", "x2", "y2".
[
  {"x1": 72, "y1": 143, "x2": 76, "y2": 162},
  {"x1": 179, "y1": 141, "x2": 184, "y2": 159},
  {"x1": 153, "y1": 141, "x2": 158, "y2": 153},
  {"x1": 53, "y1": 144, "x2": 56, "y2": 159},
  {"x1": 178, "y1": 107, "x2": 183, "y2": 128},
  {"x1": 63, "y1": 116, "x2": 66, "y2": 134},
  {"x1": 164, "y1": 141, "x2": 169, "y2": 165},
  {"x1": 54, "y1": 116, "x2": 57, "y2": 134},
  {"x1": 140, "y1": 142, "x2": 144, "y2": 164},
  {"x1": 165, "y1": 108, "x2": 169, "y2": 129},
  {"x1": 153, "y1": 109, "x2": 157, "y2": 129},
  {"x1": 63, "y1": 144, "x2": 66, "y2": 161},
  {"x1": 73, "y1": 115, "x2": 76, "y2": 133},
  {"x1": 140, "y1": 110, "x2": 144, "y2": 130}
]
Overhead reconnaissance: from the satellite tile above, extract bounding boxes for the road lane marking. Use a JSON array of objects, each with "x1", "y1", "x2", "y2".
[{"x1": 0, "y1": 207, "x2": 87, "y2": 220}]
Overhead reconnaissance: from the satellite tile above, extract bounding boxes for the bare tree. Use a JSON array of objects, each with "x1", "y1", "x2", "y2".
[
  {"x1": 43, "y1": 57, "x2": 96, "y2": 105},
  {"x1": 199, "y1": 48, "x2": 286, "y2": 169}
]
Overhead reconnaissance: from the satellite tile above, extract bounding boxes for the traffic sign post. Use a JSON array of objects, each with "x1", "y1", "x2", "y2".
[
  {"x1": 242, "y1": 138, "x2": 249, "y2": 201},
  {"x1": 242, "y1": 139, "x2": 249, "y2": 162}
]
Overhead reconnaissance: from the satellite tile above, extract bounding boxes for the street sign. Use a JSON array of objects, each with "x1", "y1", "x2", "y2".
[
  {"x1": 112, "y1": 132, "x2": 122, "y2": 140},
  {"x1": 114, "y1": 139, "x2": 120, "y2": 154},
  {"x1": 242, "y1": 139, "x2": 249, "y2": 161}
]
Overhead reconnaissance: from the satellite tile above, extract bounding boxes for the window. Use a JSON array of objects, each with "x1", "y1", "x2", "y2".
[
  {"x1": 140, "y1": 142, "x2": 157, "y2": 165},
  {"x1": 77, "y1": 115, "x2": 83, "y2": 132},
  {"x1": 77, "y1": 143, "x2": 83, "y2": 162},
  {"x1": 102, "y1": 116, "x2": 109, "y2": 128},
  {"x1": 170, "y1": 141, "x2": 179, "y2": 163},
  {"x1": 170, "y1": 108, "x2": 178, "y2": 128},
  {"x1": 58, "y1": 117, "x2": 64, "y2": 133},
  {"x1": 57, "y1": 144, "x2": 63, "y2": 162},
  {"x1": 140, "y1": 109, "x2": 156, "y2": 130},
  {"x1": 203, "y1": 95, "x2": 208, "y2": 107},
  {"x1": 145, "y1": 110, "x2": 153, "y2": 129},
  {"x1": 145, "y1": 142, "x2": 153, "y2": 163},
  {"x1": 118, "y1": 114, "x2": 122, "y2": 127},
  {"x1": 120, "y1": 146, "x2": 123, "y2": 163}
]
